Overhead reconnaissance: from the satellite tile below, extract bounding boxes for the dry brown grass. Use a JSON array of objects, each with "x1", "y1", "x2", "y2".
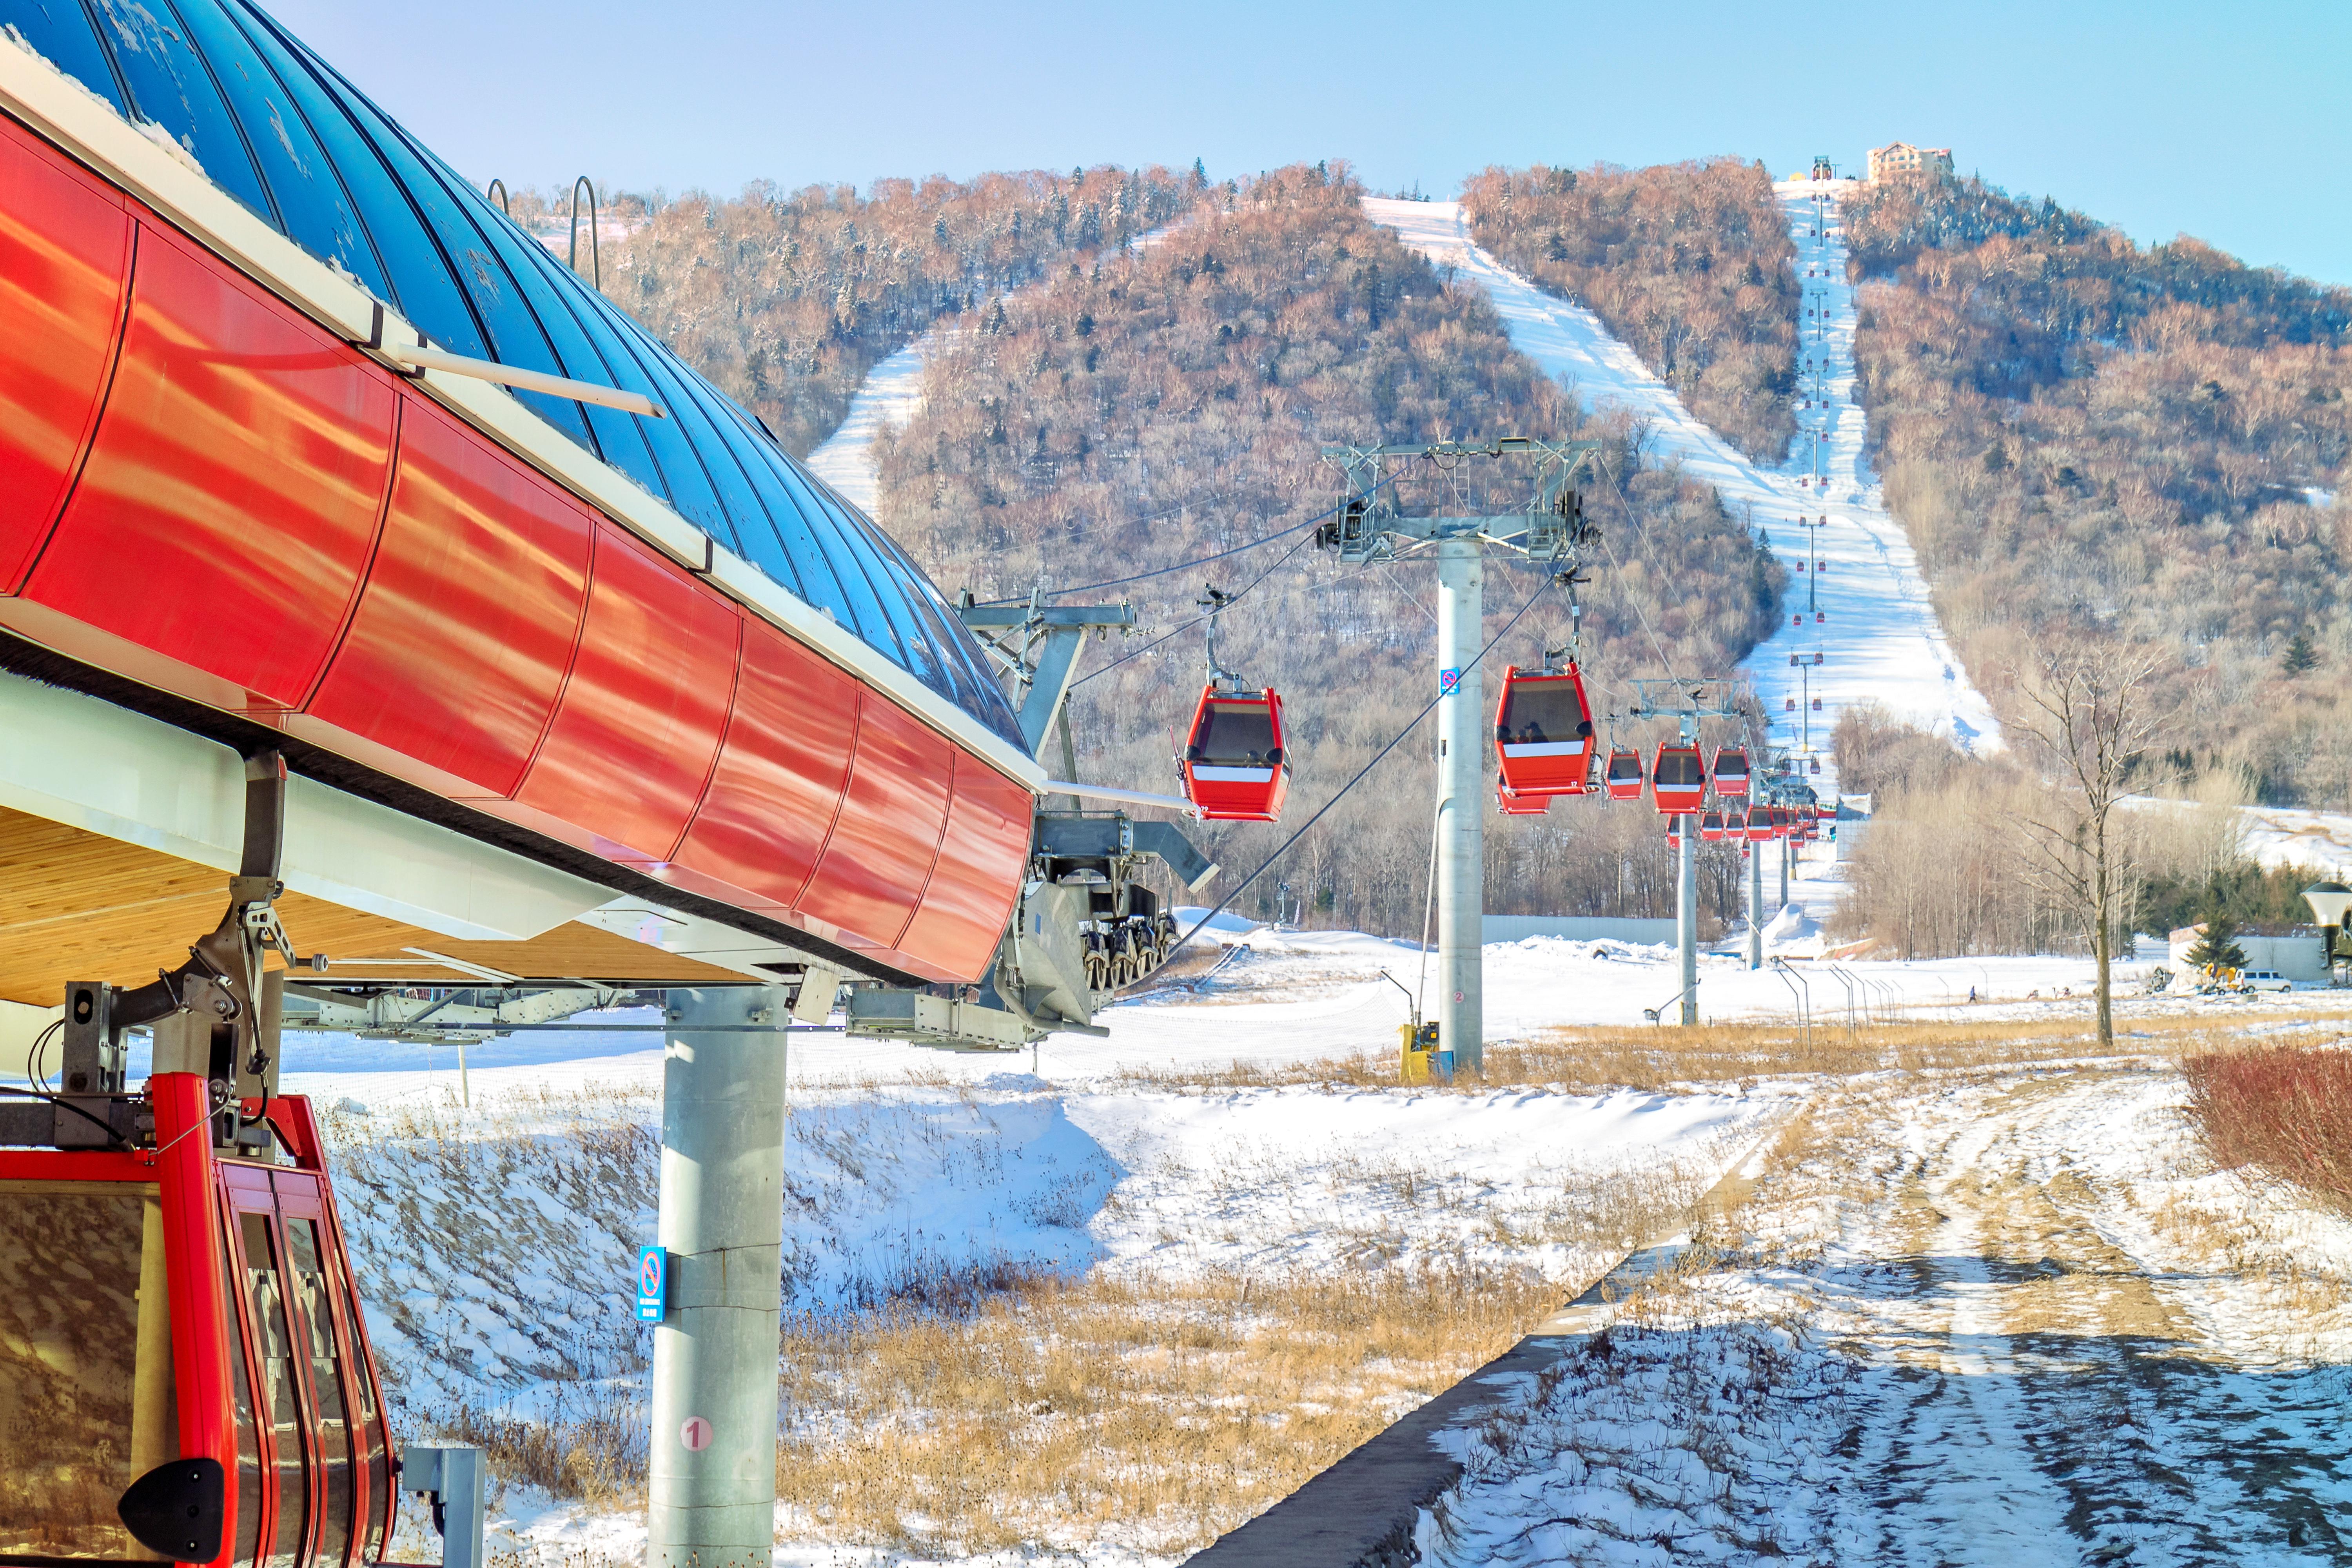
[
  {"x1": 771, "y1": 1263, "x2": 1568, "y2": 1556},
  {"x1": 1093, "y1": 1005, "x2": 2352, "y2": 1097},
  {"x1": 339, "y1": 1079, "x2": 1711, "y2": 1559}
]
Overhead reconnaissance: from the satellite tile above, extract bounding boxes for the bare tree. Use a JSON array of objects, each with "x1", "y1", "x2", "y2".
[{"x1": 2005, "y1": 640, "x2": 2171, "y2": 1049}]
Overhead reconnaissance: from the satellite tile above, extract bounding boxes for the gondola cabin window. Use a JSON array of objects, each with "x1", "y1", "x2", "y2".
[
  {"x1": 1495, "y1": 677, "x2": 1589, "y2": 748},
  {"x1": 1191, "y1": 702, "x2": 1280, "y2": 769},
  {"x1": 238, "y1": 1212, "x2": 309, "y2": 1568},
  {"x1": 0, "y1": 1182, "x2": 174, "y2": 1563}
]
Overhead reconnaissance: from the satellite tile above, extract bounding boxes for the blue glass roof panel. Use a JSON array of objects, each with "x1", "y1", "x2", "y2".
[
  {"x1": 88, "y1": 0, "x2": 271, "y2": 223},
  {"x1": 5, "y1": 0, "x2": 130, "y2": 116},
  {"x1": 164, "y1": 0, "x2": 386, "y2": 300},
  {"x1": 8, "y1": 0, "x2": 1023, "y2": 746}
]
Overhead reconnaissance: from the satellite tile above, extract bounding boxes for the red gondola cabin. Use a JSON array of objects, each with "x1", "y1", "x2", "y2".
[
  {"x1": 1181, "y1": 687, "x2": 1291, "y2": 822},
  {"x1": 1744, "y1": 807, "x2": 1775, "y2": 844},
  {"x1": 1711, "y1": 747, "x2": 1751, "y2": 799},
  {"x1": 1, "y1": 1081, "x2": 397, "y2": 1568},
  {"x1": 1699, "y1": 809, "x2": 1726, "y2": 842},
  {"x1": 1493, "y1": 664, "x2": 1595, "y2": 798},
  {"x1": 1652, "y1": 744, "x2": 1707, "y2": 816},
  {"x1": 1602, "y1": 748, "x2": 1646, "y2": 802}
]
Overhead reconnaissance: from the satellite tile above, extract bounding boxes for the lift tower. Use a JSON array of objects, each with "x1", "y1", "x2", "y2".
[
  {"x1": 1321, "y1": 438, "x2": 1602, "y2": 1071},
  {"x1": 1626, "y1": 679, "x2": 1744, "y2": 1025}
]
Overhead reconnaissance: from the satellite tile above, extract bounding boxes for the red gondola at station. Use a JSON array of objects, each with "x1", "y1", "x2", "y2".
[
  {"x1": 1180, "y1": 684, "x2": 1290, "y2": 822},
  {"x1": 1710, "y1": 747, "x2": 1750, "y2": 798},
  {"x1": 1177, "y1": 586, "x2": 1292, "y2": 823}
]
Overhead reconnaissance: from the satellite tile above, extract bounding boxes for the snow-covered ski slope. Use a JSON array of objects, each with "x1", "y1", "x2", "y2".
[
  {"x1": 2243, "y1": 805, "x2": 2352, "y2": 879},
  {"x1": 803, "y1": 333, "x2": 935, "y2": 514},
  {"x1": 805, "y1": 223, "x2": 1187, "y2": 513},
  {"x1": 1364, "y1": 188, "x2": 2002, "y2": 797}
]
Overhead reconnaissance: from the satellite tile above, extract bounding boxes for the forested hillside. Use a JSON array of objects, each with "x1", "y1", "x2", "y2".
[
  {"x1": 1460, "y1": 161, "x2": 1800, "y2": 464},
  {"x1": 1846, "y1": 174, "x2": 2352, "y2": 806},
  {"x1": 561, "y1": 166, "x2": 1201, "y2": 455},
  {"x1": 872, "y1": 165, "x2": 1781, "y2": 934}
]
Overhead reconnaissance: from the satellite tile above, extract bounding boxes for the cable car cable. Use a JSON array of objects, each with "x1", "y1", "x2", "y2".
[
  {"x1": 972, "y1": 475, "x2": 1399, "y2": 606},
  {"x1": 1590, "y1": 457, "x2": 1687, "y2": 686},
  {"x1": 1172, "y1": 571, "x2": 1555, "y2": 949},
  {"x1": 1069, "y1": 527, "x2": 1324, "y2": 690}
]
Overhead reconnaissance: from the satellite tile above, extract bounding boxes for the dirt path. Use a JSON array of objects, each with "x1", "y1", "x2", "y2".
[{"x1": 1424, "y1": 1069, "x2": 2352, "y2": 1566}]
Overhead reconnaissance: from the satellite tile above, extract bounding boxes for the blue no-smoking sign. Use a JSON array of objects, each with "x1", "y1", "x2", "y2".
[
  {"x1": 635, "y1": 1245, "x2": 667, "y2": 1323},
  {"x1": 1439, "y1": 668, "x2": 1463, "y2": 697}
]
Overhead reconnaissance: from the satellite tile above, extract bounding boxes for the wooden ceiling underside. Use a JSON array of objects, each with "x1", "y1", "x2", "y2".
[{"x1": 0, "y1": 804, "x2": 745, "y2": 1005}]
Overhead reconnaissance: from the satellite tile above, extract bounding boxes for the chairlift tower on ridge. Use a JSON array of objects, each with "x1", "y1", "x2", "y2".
[{"x1": 1317, "y1": 437, "x2": 1604, "y2": 1071}]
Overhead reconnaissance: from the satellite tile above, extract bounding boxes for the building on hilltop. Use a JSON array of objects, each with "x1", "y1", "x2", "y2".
[{"x1": 1867, "y1": 142, "x2": 1954, "y2": 182}]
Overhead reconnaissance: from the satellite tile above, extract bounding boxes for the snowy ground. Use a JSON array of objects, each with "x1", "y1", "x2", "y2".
[
  {"x1": 2242, "y1": 804, "x2": 2352, "y2": 879},
  {"x1": 1363, "y1": 187, "x2": 2002, "y2": 797},
  {"x1": 1417, "y1": 1065, "x2": 2352, "y2": 1565},
  {"x1": 301, "y1": 999, "x2": 1773, "y2": 1566}
]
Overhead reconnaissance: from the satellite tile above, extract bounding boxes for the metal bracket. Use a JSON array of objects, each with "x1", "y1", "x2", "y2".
[
  {"x1": 401, "y1": 1445, "x2": 485, "y2": 1568},
  {"x1": 110, "y1": 751, "x2": 299, "y2": 1142},
  {"x1": 955, "y1": 599, "x2": 1136, "y2": 758},
  {"x1": 1316, "y1": 437, "x2": 1604, "y2": 566}
]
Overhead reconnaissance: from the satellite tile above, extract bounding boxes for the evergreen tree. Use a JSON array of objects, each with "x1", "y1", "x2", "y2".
[
  {"x1": 2281, "y1": 630, "x2": 2320, "y2": 676},
  {"x1": 1191, "y1": 157, "x2": 1207, "y2": 189},
  {"x1": 2184, "y1": 903, "x2": 2248, "y2": 973}
]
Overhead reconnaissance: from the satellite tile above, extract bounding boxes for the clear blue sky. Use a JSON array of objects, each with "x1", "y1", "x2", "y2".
[{"x1": 272, "y1": 0, "x2": 2350, "y2": 283}]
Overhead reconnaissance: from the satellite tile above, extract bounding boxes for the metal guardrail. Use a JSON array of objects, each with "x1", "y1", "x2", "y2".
[{"x1": 1769, "y1": 958, "x2": 1812, "y2": 1048}]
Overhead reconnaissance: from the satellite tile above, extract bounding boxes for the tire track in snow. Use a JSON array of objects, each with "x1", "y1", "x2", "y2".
[
  {"x1": 1842, "y1": 1077, "x2": 2352, "y2": 1563},
  {"x1": 1425, "y1": 1070, "x2": 2352, "y2": 1563},
  {"x1": 1363, "y1": 189, "x2": 2004, "y2": 799}
]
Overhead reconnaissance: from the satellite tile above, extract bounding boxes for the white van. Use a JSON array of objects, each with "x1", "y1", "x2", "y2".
[{"x1": 2238, "y1": 970, "x2": 2293, "y2": 993}]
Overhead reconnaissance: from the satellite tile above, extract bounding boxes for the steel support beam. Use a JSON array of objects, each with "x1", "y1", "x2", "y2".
[
  {"x1": 1747, "y1": 841, "x2": 1764, "y2": 970},
  {"x1": 648, "y1": 986, "x2": 788, "y2": 1568},
  {"x1": 1436, "y1": 538, "x2": 1485, "y2": 1073}
]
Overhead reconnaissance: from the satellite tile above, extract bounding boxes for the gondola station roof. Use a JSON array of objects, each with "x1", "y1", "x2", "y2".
[{"x1": 2, "y1": 0, "x2": 1022, "y2": 750}]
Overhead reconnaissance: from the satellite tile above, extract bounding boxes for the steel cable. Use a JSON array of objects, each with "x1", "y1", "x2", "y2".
[{"x1": 1172, "y1": 569, "x2": 1555, "y2": 949}]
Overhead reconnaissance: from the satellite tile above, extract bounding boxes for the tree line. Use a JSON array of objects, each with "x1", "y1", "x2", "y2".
[{"x1": 1843, "y1": 172, "x2": 2352, "y2": 810}]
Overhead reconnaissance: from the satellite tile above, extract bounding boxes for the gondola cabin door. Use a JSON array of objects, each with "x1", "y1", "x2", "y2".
[
  {"x1": 1651, "y1": 744, "x2": 1707, "y2": 816},
  {"x1": 1602, "y1": 748, "x2": 1645, "y2": 801},
  {"x1": 1180, "y1": 687, "x2": 1291, "y2": 822},
  {"x1": 220, "y1": 1150, "x2": 395, "y2": 1568}
]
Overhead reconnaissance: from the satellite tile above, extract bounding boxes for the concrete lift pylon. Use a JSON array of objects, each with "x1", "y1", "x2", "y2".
[{"x1": 1319, "y1": 437, "x2": 1603, "y2": 1072}]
